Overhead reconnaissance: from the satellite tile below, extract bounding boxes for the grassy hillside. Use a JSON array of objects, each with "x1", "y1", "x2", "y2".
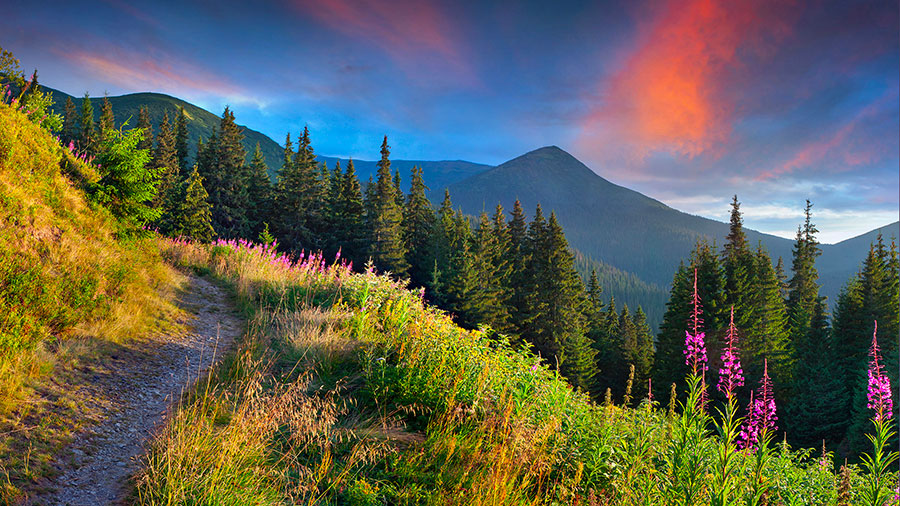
[
  {"x1": 0, "y1": 100, "x2": 181, "y2": 499},
  {"x1": 138, "y1": 236, "x2": 892, "y2": 505}
]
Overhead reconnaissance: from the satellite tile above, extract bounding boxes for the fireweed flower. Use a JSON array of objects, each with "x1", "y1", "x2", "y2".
[
  {"x1": 866, "y1": 320, "x2": 893, "y2": 421},
  {"x1": 718, "y1": 306, "x2": 744, "y2": 400},
  {"x1": 683, "y1": 268, "x2": 708, "y2": 376},
  {"x1": 739, "y1": 358, "x2": 777, "y2": 450}
]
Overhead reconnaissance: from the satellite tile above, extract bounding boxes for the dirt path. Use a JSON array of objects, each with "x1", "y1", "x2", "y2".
[{"x1": 32, "y1": 275, "x2": 243, "y2": 506}]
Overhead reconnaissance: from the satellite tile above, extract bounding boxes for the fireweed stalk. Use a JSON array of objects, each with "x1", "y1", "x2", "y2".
[
  {"x1": 710, "y1": 306, "x2": 745, "y2": 506},
  {"x1": 859, "y1": 321, "x2": 899, "y2": 506},
  {"x1": 739, "y1": 358, "x2": 778, "y2": 505},
  {"x1": 665, "y1": 268, "x2": 710, "y2": 503}
]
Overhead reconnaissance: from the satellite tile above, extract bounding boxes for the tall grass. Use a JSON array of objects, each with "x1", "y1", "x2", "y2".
[{"x1": 139, "y1": 237, "x2": 898, "y2": 505}]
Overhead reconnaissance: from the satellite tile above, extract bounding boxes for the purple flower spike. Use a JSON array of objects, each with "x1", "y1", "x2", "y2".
[
  {"x1": 683, "y1": 268, "x2": 708, "y2": 376},
  {"x1": 718, "y1": 306, "x2": 744, "y2": 400},
  {"x1": 739, "y1": 358, "x2": 777, "y2": 451},
  {"x1": 867, "y1": 320, "x2": 893, "y2": 422}
]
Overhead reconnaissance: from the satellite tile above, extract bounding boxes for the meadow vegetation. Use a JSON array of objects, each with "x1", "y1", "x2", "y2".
[{"x1": 140, "y1": 237, "x2": 898, "y2": 505}]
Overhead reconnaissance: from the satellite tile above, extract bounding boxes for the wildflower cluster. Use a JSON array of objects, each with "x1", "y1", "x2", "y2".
[
  {"x1": 866, "y1": 321, "x2": 893, "y2": 422},
  {"x1": 738, "y1": 359, "x2": 777, "y2": 450},
  {"x1": 1, "y1": 80, "x2": 61, "y2": 131},
  {"x1": 64, "y1": 139, "x2": 95, "y2": 166}
]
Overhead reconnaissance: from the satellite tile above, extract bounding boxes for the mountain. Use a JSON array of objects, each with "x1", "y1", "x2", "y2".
[
  {"x1": 43, "y1": 87, "x2": 490, "y2": 190},
  {"x1": 443, "y1": 146, "x2": 899, "y2": 309}
]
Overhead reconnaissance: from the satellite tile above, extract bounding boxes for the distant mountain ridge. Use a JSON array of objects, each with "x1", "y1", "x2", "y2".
[
  {"x1": 443, "y1": 146, "x2": 899, "y2": 306},
  {"x1": 43, "y1": 87, "x2": 490, "y2": 191}
]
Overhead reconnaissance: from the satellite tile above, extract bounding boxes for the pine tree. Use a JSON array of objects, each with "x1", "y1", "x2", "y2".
[
  {"x1": 99, "y1": 93, "x2": 115, "y2": 145},
  {"x1": 174, "y1": 106, "x2": 190, "y2": 173},
  {"x1": 275, "y1": 127, "x2": 318, "y2": 250},
  {"x1": 625, "y1": 306, "x2": 655, "y2": 392},
  {"x1": 393, "y1": 169, "x2": 404, "y2": 209},
  {"x1": 246, "y1": 143, "x2": 272, "y2": 238},
  {"x1": 745, "y1": 244, "x2": 793, "y2": 394},
  {"x1": 93, "y1": 127, "x2": 160, "y2": 229},
  {"x1": 331, "y1": 159, "x2": 367, "y2": 267},
  {"x1": 466, "y1": 212, "x2": 511, "y2": 333},
  {"x1": 151, "y1": 112, "x2": 180, "y2": 234},
  {"x1": 209, "y1": 107, "x2": 250, "y2": 239},
  {"x1": 787, "y1": 200, "x2": 823, "y2": 341},
  {"x1": 62, "y1": 96, "x2": 78, "y2": 144},
  {"x1": 171, "y1": 165, "x2": 215, "y2": 242},
  {"x1": 722, "y1": 196, "x2": 754, "y2": 329},
  {"x1": 506, "y1": 199, "x2": 531, "y2": 338},
  {"x1": 78, "y1": 92, "x2": 96, "y2": 153},
  {"x1": 489, "y1": 204, "x2": 514, "y2": 335},
  {"x1": 136, "y1": 106, "x2": 153, "y2": 152},
  {"x1": 403, "y1": 166, "x2": 435, "y2": 286},
  {"x1": 654, "y1": 262, "x2": 692, "y2": 403},
  {"x1": 368, "y1": 136, "x2": 408, "y2": 275},
  {"x1": 593, "y1": 297, "x2": 624, "y2": 398}
]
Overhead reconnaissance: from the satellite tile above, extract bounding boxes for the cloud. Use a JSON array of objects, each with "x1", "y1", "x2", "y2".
[
  {"x1": 58, "y1": 47, "x2": 264, "y2": 108},
  {"x1": 578, "y1": 0, "x2": 796, "y2": 160},
  {"x1": 756, "y1": 90, "x2": 899, "y2": 181},
  {"x1": 289, "y1": 0, "x2": 476, "y2": 85}
]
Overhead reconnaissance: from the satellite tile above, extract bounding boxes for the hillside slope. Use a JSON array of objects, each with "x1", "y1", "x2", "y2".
[
  {"x1": 0, "y1": 101, "x2": 181, "y2": 500},
  {"x1": 444, "y1": 146, "x2": 899, "y2": 305}
]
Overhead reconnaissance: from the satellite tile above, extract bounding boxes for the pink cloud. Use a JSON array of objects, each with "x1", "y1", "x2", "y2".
[{"x1": 290, "y1": 0, "x2": 476, "y2": 86}]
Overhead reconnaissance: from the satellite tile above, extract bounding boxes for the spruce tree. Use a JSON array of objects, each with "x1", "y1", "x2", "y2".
[
  {"x1": 275, "y1": 127, "x2": 318, "y2": 250},
  {"x1": 209, "y1": 107, "x2": 250, "y2": 239},
  {"x1": 368, "y1": 136, "x2": 408, "y2": 275},
  {"x1": 403, "y1": 166, "x2": 435, "y2": 286},
  {"x1": 745, "y1": 244, "x2": 792, "y2": 394},
  {"x1": 787, "y1": 200, "x2": 823, "y2": 341},
  {"x1": 722, "y1": 196, "x2": 754, "y2": 330},
  {"x1": 171, "y1": 165, "x2": 215, "y2": 242},
  {"x1": 99, "y1": 93, "x2": 115, "y2": 145},
  {"x1": 466, "y1": 212, "x2": 511, "y2": 333},
  {"x1": 62, "y1": 96, "x2": 77, "y2": 144},
  {"x1": 653, "y1": 262, "x2": 692, "y2": 402},
  {"x1": 332, "y1": 159, "x2": 367, "y2": 267},
  {"x1": 489, "y1": 204, "x2": 514, "y2": 335},
  {"x1": 247, "y1": 143, "x2": 272, "y2": 239},
  {"x1": 136, "y1": 106, "x2": 153, "y2": 152},
  {"x1": 151, "y1": 112, "x2": 179, "y2": 231},
  {"x1": 174, "y1": 106, "x2": 190, "y2": 172},
  {"x1": 78, "y1": 92, "x2": 96, "y2": 154},
  {"x1": 506, "y1": 199, "x2": 531, "y2": 338},
  {"x1": 625, "y1": 306, "x2": 655, "y2": 393},
  {"x1": 93, "y1": 127, "x2": 160, "y2": 229}
]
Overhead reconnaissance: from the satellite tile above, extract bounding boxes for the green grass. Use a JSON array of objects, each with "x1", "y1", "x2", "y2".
[{"x1": 137, "y1": 238, "x2": 895, "y2": 505}]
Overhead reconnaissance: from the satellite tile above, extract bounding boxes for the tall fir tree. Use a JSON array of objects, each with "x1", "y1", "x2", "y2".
[
  {"x1": 78, "y1": 92, "x2": 96, "y2": 153},
  {"x1": 368, "y1": 136, "x2": 408, "y2": 275},
  {"x1": 745, "y1": 244, "x2": 792, "y2": 394},
  {"x1": 331, "y1": 159, "x2": 368, "y2": 267},
  {"x1": 62, "y1": 96, "x2": 77, "y2": 144},
  {"x1": 136, "y1": 106, "x2": 153, "y2": 152},
  {"x1": 722, "y1": 196, "x2": 755, "y2": 330},
  {"x1": 624, "y1": 306, "x2": 655, "y2": 396},
  {"x1": 506, "y1": 199, "x2": 531, "y2": 338},
  {"x1": 209, "y1": 107, "x2": 250, "y2": 238},
  {"x1": 151, "y1": 112, "x2": 179, "y2": 233},
  {"x1": 99, "y1": 93, "x2": 115, "y2": 145},
  {"x1": 466, "y1": 212, "x2": 511, "y2": 333},
  {"x1": 787, "y1": 200, "x2": 824, "y2": 342},
  {"x1": 174, "y1": 106, "x2": 190, "y2": 173},
  {"x1": 246, "y1": 142, "x2": 272, "y2": 239},
  {"x1": 403, "y1": 166, "x2": 435, "y2": 286}
]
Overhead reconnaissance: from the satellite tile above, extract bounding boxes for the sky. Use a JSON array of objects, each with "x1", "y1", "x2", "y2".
[{"x1": 3, "y1": 0, "x2": 898, "y2": 243}]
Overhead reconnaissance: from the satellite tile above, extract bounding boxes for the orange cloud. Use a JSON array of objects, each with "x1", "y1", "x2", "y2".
[
  {"x1": 61, "y1": 48, "x2": 259, "y2": 106},
  {"x1": 580, "y1": 0, "x2": 794, "y2": 160},
  {"x1": 291, "y1": 0, "x2": 474, "y2": 85}
]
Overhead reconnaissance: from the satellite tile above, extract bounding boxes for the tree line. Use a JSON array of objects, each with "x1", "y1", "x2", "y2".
[{"x1": 654, "y1": 197, "x2": 899, "y2": 458}]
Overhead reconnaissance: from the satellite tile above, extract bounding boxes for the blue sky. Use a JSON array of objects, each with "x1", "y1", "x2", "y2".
[{"x1": 3, "y1": 0, "x2": 897, "y2": 243}]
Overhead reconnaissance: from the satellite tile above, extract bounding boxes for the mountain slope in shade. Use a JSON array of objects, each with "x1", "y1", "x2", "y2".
[
  {"x1": 44, "y1": 86, "x2": 491, "y2": 191},
  {"x1": 443, "y1": 146, "x2": 898, "y2": 307},
  {"x1": 317, "y1": 156, "x2": 490, "y2": 194},
  {"x1": 819, "y1": 221, "x2": 900, "y2": 295}
]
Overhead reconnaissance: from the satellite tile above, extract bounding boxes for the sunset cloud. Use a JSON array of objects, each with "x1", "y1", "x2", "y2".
[
  {"x1": 59, "y1": 48, "x2": 262, "y2": 108},
  {"x1": 580, "y1": 0, "x2": 796, "y2": 160},
  {"x1": 289, "y1": 0, "x2": 475, "y2": 85}
]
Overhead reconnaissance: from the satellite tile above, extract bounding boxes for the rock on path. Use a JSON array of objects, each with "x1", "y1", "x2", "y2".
[{"x1": 32, "y1": 275, "x2": 242, "y2": 506}]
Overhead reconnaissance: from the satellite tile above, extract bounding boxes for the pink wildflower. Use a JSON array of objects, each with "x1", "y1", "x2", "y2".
[
  {"x1": 683, "y1": 268, "x2": 708, "y2": 375},
  {"x1": 866, "y1": 321, "x2": 893, "y2": 421},
  {"x1": 718, "y1": 306, "x2": 745, "y2": 399}
]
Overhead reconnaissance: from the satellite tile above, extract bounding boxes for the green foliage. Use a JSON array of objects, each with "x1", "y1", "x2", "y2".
[
  {"x1": 78, "y1": 92, "x2": 96, "y2": 154},
  {"x1": 92, "y1": 127, "x2": 161, "y2": 231},
  {"x1": 168, "y1": 166, "x2": 214, "y2": 242},
  {"x1": 368, "y1": 136, "x2": 408, "y2": 275}
]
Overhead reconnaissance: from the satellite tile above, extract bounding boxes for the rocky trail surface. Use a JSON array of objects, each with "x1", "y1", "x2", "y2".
[{"x1": 32, "y1": 276, "x2": 243, "y2": 506}]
